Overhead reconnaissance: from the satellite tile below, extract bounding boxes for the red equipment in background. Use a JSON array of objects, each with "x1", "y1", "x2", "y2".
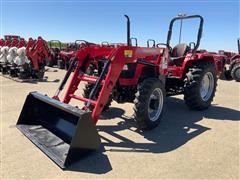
[
  {"x1": 228, "y1": 38, "x2": 240, "y2": 81},
  {"x1": 0, "y1": 39, "x2": 5, "y2": 46},
  {"x1": 0, "y1": 36, "x2": 26, "y2": 48},
  {"x1": 0, "y1": 36, "x2": 50, "y2": 79},
  {"x1": 4, "y1": 35, "x2": 20, "y2": 40},
  {"x1": 25, "y1": 38, "x2": 36, "y2": 50},
  {"x1": 10, "y1": 38, "x2": 19, "y2": 47},
  {"x1": 57, "y1": 40, "x2": 95, "y2": 69},
  {"x1": 218, "y1": 50, "x2": 236, "y2": 63},
  {"x1": 5, "y1": 39, "x2": 12, "y2": 46},
  {"x1": 45, "y1": 40, "x2": 62, "y2": 67},
  {"x1": 219, "y1": 38, "x2": 240, "y2": 81},
  {"x1": 18, "y1": 38, "x2": 26, "y2": 48},
  {"x1": 25, "y1": 36, "x2": 51, "y2": 78}
]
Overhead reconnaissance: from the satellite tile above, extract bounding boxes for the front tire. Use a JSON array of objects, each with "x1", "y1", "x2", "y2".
[
  {"x1": 83, "y1": 83, "x2": 113, "y2": 111},
  {"x1": 134, "y1": 78, "x2": 165, "y2": 130},
  {"x1": 184, "y1": 62, "x2": 217, "y2": 110},
  {"x1": 231, "y1": 63, "x2": 240, "y2": 82}
]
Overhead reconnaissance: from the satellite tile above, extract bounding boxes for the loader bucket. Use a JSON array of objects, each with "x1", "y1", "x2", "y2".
[{"x1": 16, "y1": 92, "x2": 101, "y2": 169}]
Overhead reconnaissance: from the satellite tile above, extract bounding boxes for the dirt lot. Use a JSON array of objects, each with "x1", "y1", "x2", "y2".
[{"x1": 0, "y1": 68, "x2": 239, "y2": 179}]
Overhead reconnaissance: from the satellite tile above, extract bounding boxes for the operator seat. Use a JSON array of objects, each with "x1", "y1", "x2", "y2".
[{"x1": 170, "y1": 43, "x2": 190, "y2": 65}]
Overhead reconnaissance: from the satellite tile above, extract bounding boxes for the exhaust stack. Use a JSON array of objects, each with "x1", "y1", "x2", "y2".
[{"x1": 124, "y1": 15, "x2": 131, "y2": 46}]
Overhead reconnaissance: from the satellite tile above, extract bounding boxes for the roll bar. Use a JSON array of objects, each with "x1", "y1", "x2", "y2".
[{"x1": 166, "y1": 14, "x2": 204, "y2": 52}]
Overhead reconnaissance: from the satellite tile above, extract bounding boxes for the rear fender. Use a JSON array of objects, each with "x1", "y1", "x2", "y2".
[
  {"x1": 118, "y1": 63, "x2": 159, "y2": 86},
  {"x1": 182, "y1": 56, "x2": 220, "y2": 78}
]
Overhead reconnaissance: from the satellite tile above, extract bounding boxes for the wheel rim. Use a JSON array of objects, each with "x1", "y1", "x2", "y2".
[
  {"x1": 200, "y1": 72, "x2": 214, "y2": 101},
  {"x1": 234, "y1": 67, "x2": 240, "y2": 79},
  {"x1": 148, "y1": 88, "x2": 163, "y2": 122}
]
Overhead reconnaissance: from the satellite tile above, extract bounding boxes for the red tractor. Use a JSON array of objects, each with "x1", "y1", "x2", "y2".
[
  {"x1": 45, "y1": 40, "x2": 62, "y2": 67},
  {"x1": 24, "y1": 37, "x2": 51, "y2": 79},
  {"x1": 219, "y1": 38, "x2": 240, "y2": 82},
  {"x1": 57, "y1": 43, "x2": 77, "y2": 69},
  {"x1": 57, "y1": 40, "x2": 95, "y2": 69},
  {"x1": 17, "y1": 14, "x2": 225, "y2": 169}
]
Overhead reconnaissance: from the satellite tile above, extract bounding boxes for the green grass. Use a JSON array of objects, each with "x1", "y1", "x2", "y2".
[{"x1": 47, "y1": 41, "x2": 68, "y2": 49}]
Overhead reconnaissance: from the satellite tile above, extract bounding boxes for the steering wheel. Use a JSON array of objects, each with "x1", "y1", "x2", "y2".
[{"x1": 156, "y1": 43, "x2": 172, "y2": 52}]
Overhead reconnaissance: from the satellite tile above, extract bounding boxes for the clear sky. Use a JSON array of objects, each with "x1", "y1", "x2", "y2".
[{"x1": 0, "y1": 0, "x2": 239, "y2": 52}]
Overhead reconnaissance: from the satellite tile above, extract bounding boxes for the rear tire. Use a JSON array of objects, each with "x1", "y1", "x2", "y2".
[
  {"x1": 231, "y1": 63, "x2": 240, "y2": 82},
  {"x1": 134, "y1": 78, "x2": 165, "y2": 130},
  {"x1": 184, "y1": 62, "x2": 217, "y2": 110}
]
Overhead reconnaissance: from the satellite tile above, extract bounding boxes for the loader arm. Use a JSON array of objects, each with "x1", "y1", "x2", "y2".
[
  {"x1": 61, "y1": 46, "x2": 165, "y2": 123},
  {"x1": 62, "y1": 46, "x2": 116, "y2": 104}
]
